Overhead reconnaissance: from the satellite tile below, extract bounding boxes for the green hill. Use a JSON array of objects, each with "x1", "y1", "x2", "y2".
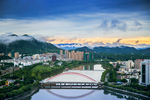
[{"x1": 0, "y1": 35, "x2": 60, "y2": 55}]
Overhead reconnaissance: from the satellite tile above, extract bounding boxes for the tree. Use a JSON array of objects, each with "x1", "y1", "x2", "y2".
[
  {"x1": 121, "y1": 79, "x2": 127, "y2": 83},
  {"x1": 130, "y1": 78, "x2": 138, "y2": 85}
]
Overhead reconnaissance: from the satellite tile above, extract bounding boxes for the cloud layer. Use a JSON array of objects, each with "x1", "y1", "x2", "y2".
[{"x1": 0, "y1": 0, "x2": 150, "y2": 48}]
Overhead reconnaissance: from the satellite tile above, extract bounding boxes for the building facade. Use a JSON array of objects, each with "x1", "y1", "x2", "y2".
[
  {"x1": 14, "y1": 52, "x2": 19, "y2": 59},
  {"x1": 140, "y1": 60, "x2": 150, "y2": 86},
  {"x1": 8, "y1": 53, "x2": 12, "y2": 57},
  {"x1": 134, "y1": 59, "x2": 144, "y2": 69},
  {"x1": 84, "y1": 52, "x2": 94, "y2": 62}
]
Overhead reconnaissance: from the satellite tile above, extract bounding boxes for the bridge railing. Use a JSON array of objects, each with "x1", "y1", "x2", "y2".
[{"x1": 40, "y1": 82, "x2": 103, "y2": 89}]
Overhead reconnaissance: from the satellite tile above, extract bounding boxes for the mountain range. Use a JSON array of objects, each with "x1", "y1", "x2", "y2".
[
  {"x1": 0, "y1": 33, "x2": 150, "y2": 55},
  {"x1": 0, "y1": 33, "x2": 59, "y2": 54},
  {"x1": 75, "y1": 46, "x2": 150, "y2": 55}
]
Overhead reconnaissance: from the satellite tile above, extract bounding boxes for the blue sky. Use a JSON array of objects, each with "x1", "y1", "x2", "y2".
[
  {"x1": 0, "y1": 0, "x2": 150, "y2": 18},
  {"x1": 0, "y1": 0, "x2": 150, "y2": 45}
]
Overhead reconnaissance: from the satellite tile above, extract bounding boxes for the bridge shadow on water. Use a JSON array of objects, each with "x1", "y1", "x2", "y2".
[{"x1": 46, "y1": 89, "x2": 95, "y2": 99}]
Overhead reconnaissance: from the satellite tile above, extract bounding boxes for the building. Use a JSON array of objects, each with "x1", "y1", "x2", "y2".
[
  {"x1": 8, "y1": 53, "x2": 12, "y2": 57},
  {"x1": 60, "y1": 50, "x2": 63, "y2": 55},
  {"x1": 140, "y1": 60, "x2": 150, "y2": 86},
  {"x1": 125, "y1": 60, "x2": 134, "y2": 69},
  {"x1": 134, "y1": 59, "x2": 144, "y2": 69},
  {"x1": 14, "y1": 52, "x2": 19, "y2": 59},
  {"x1": 32, "y1": 54, "x2": 40, "y2": 60},
  {"x1": 52, "y1": 54, "x2": 57, "y2": 62},
  {"x1": 0, "y1": 53, "x2": 4, "y2": 56},
  {"x1": 65, "y1": 50, "x2": 69, "y2": 58},
  {"x1": 84, "y1": 52, "x2": 94, "y2": 62}
]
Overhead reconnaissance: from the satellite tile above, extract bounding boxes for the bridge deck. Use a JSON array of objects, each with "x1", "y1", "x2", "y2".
[{"x1": 40, "y1": 82, "x2": 104, "y2": 89}]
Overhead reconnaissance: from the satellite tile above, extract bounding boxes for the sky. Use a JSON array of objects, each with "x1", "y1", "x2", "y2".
[{"x1": 0, "y1": 0, "x2": 150, "y2": 46}]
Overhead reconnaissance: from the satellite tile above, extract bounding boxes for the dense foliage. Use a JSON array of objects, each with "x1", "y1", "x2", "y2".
[
  {"x1": 0, "y1": 55, "x2": 11, "y2": 60},
  {"x1": 0, "y1": 63, "x2": 14, "y2": 70},
  {"x1": 95, "y1": 53, "x2": 150, "y2": 61},
  {"x1": 0, "y1": 61, "x2": 83, "y2": 99},
  {"x1": 100, "y1": 61, "x2": 117, "y2": 82},
  {"x1": 106, "y1": 84, "x2": 150, "y2": 97},
  {"x1": 0, "y1": 39, "x2": 60, "y2": 55}
]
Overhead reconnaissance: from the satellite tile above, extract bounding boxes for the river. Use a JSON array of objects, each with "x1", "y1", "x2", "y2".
[{"x1": 29, "y1": 64, "x2": 144, "y2": 100}]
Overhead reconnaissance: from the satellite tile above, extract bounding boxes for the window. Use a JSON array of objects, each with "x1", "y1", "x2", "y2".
[{"x1": 142, "y1": 64, "x2": 146, "y2": 83}]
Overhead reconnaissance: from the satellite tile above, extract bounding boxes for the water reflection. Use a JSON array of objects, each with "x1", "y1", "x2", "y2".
[
  {"x1": 103, "y1": 89, "x2": 146, "y2": 100},
  {"x1": 72, "y1": 64, "x2": 103, "y2": 71},
  {"x1": 28, "y1": 88, "x2": 145, "y2": 100},
  {"x1": 47, "y1": 89, "x2": 95, "y2": 99},
  {"x1": 31, "y1": 89, "x2": 127, "y2": 100}
]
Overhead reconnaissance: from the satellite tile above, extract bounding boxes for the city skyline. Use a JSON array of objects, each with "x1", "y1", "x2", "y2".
[{"x1": 0, "y1": 0, "x2": 150, "y2": 46}]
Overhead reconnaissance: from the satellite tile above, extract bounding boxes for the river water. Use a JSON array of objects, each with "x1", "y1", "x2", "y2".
[{"x1": 29, "y1": 64, "x2": 144, "y2": 100}]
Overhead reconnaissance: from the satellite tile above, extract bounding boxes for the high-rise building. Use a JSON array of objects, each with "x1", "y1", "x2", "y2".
[
  {"x1": 65, "y1": 50, "x2": 69, "y2": 58},
  {"x1": 60, "y1": 50, "x2": 63, "y2": 55},
  {"x1": 52, "y1": 54, "x2": 57, "y2": 62},
  {"x1": 8, "y1": 53, "x2": 12, "y2": 57},
  {"x1": 71, "y1": 51, "x2": 75, "y2": 60},
  {"x1": 66, "y1": 50, "x2": 84, "y2": 61},
  {"x1": 14, "y1": 52, "x2": 19, "y2": 59},
  {"x1": 84, "y1": 52, "x2": 94, "y2": 62},
  {"x1": 140, "y1": 60, "x2": 150, "y2": 86},
  {"x1": 125, "y1": 60, "x2": 134, "y2": 69},
  {"x1": 0, "y1": 53, "x2": 4, "y2": 56},
  {"x1": 134, "y1": 59, "x2": 144, "y2": 69},
  {"x1": 60, "y1": 50, "x2": 64, "y2": 59}
]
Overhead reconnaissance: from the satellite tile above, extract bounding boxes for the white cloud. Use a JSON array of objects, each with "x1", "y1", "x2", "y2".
[
  {"x1": 0, "y1": 32, "x2": 33, "y2": 44},
  {"x1": 0, "y1": 12, "x2": 150, "y2": 39}
]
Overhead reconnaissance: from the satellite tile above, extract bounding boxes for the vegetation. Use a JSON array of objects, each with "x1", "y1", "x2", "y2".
[
  {"x1": 0, "y1": 82, "x2": 38, "y2": 100},
  {"x1": 0, "y1": 80, "x2": 6, "y2": 86},
  {"x1": 0, "y1": 61, "x2": 83, "y2": 99},
  {"x1": 0, "y1": 56, "x2": 11, "y2": 60},
  {"x1": 0, "y1": 39, "x2": 60, "y2": 55},
  {"x1": 120, "y1": 79, "x2": 127, "y2": 83},
  {"x1": 106, "y1": 84, "x2": 150, "y2": 97},
  {"x1": 95, "y1": 53, "x2": 150, "y2": 61},
  {"x1": 101, "y1": 69, "x2": 109, "y2": 82},
  {"x1": 100, "y1": 61, "x2": 117, "y2": 82},
  {"x1": 0, "y1": 63, "x2": 14, "y2": 70},
  {"x1": 100, "y1": 61, "x2": 150, "y2": 97}
]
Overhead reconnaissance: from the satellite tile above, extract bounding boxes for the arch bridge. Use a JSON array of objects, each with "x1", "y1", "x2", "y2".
[{"x1": 40, "y1": 71, "x2": 104, "y2": 89}]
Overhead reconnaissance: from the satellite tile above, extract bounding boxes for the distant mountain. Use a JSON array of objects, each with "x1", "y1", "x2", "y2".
[
  {"x1": 56, "y1": 42, "x2": 150, "y2": 50},
  {"x1": 93, "y1": 46, "x2": 138, "y2": 54},
  {"x1": 75, "y1": 46, "x2": 150, "y2": 55},
  {"x1": 75, "y1": 46, "x2": 93, "y2": 52},
  {"x1": 139, "y1": 48, "x2": 150, "y2": 55},
  {"x1": 55, "y1": 43, "x2": 83, "y2": 50},
  {"x1": 0, "y1": 33, "x2": 59, "y2": 54}
]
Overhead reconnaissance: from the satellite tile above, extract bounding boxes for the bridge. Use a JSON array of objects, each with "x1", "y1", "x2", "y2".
[{"x1": 40, "y1": 69, "x2": 104, "y2": 89}]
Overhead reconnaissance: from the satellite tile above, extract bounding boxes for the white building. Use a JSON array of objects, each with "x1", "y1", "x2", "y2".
[
  {"x1": 125, "y1": 60, "x2": 134, "y2": 69},
  {"x1": 140, "y1": 60, "x2": 150, "y2": 86}
]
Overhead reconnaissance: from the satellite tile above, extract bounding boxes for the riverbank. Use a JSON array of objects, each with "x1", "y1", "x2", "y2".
[
  {"x1": 104, "y1": 85, "x2": 150, "y2": 99},
  {"x1": 5, "y1": 87, "x2": 39, "y2": 100},
  {"x1": 100, "y1": 61, "x2": 150, "y2": 99},
  {"x1": 0, "y1": 61, "x2": 86, "y2": 100}
]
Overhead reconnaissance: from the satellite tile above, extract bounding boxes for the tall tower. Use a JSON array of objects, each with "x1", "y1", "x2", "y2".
[
  {"x1": 65, "y1": 50, "x2": 69, "y2": 58},
  {"x1": 8, "y1": 53, "x2": 12, "y2": 57},
  {"x1": 140, "y1": 60, "x2": 150, "y2": 86},
  {"x1": 60, "y1": 50, "x2": 63, "y2": 55},
  {"x1": 14, "y1": 52, "x2": 19, "y2": 59}
]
